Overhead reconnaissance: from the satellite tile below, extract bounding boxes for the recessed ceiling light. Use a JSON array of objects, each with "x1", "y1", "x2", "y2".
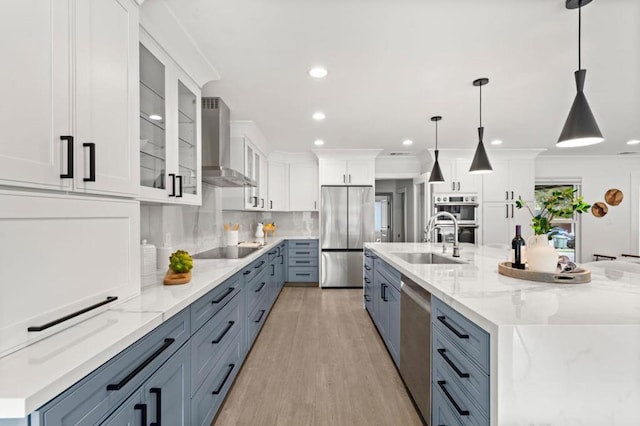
[
  {"x1": 314, "y1": 139, "x2": 325, "y2": 146},
  {"x1": 402, "y1": 139, "x2": 413, "y2": 146},
  {"x1": 149, "y1": 114, "x2": 162, "y2": 121},
  {"x1": 309, "y1": 67, "x2": 328, "y2": 78},
  {"x1": 626, "y1": 139, "x2": 640, "y2": 145},
  {"x1": 312, "y1": 112, "x2": 326, "y2": 121},
  {"x1": 491, "y1": 139, "x2": 503, "y2": 145}
]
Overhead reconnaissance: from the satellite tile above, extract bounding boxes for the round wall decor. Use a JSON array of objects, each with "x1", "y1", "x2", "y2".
[
  {"x1": 591, "y1": 202, "x2": 608, "y2": 218},
  {"x1": 604, "y1": 188, "x2": 623, "y2": 206}
]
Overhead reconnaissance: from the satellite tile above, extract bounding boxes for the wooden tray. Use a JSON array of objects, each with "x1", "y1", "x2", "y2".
[
  {"x1": 163, "y1": 269, "x2": 191, "y2": 285},
  {"x1": 498, "y1": 261, "x2": 590, "y2": 284}
]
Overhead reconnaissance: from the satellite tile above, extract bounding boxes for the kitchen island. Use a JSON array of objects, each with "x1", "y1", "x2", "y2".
[{"x1": 365, "y1": 242, "x2": 640, "y2": 426}]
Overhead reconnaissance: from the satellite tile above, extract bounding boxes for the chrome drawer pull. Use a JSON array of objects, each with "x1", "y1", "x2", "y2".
[
  {"x1": 437, "y1": 316, "x2": 469, "y2": 339},
  {"x1": 437, "y1": 348, "x2": 469, "y2": 378},
  {"x1": 437, "y1": 380, "x2": 469, "y2": 416}
]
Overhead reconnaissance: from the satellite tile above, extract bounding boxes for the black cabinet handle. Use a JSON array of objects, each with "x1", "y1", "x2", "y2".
[
  {"x1": 343, "y1": 174, "x2": 346, "y2": 183},
  {"x1": 505, "y1": 204, "x2": 508, "y2": 219},
  {"x1": 364, "y1": 265, "x2": 371, "y2": 271},
  {"x1": 212, "y1": 364, "x2": 235, "y2": 395},
  {"x1": 511, "y1": 204, "x2": 514, "y2": 218},
  {"x1": 243, "y1": 270, "x2": 251, "y2": 276},
  {"x1": 511, "y1": 191, "x2": 514, "y2": 200},
  {"x1": 437, "y1": 348, "x2": 470, "y2": 378},
  {"x1": 270, "y1": 200, "x2": 273, "y2": 210},
  {"x1": 451, "y1": 182, "x2": 455, "y2": 191},
  {"x1": 28, "y1": 296, "x2": 117, "y2": 332},
  {"x1": 348, "y1": 174, "x2": 352, "y2": 184},
  {"x1": 295, "y1": 251, "x2": 311, "y2": 255},
  {"x1": 296, "y1": 260, "x2": 311, "y2": 264},
  {"x1": 212, "y1": 321, "x2": 235, "y2": 344},
  {"x1": 268, "y1": 250, "x2": 278, "y2": 255},
  {"x1": 211, "y1": 287, "x2": 235, "y2": 304},
  {"x1": 60, "y1": 136, "x2": 74, "y2": 179},
  {"x1": 364, "y1": 295, "x2": 371, "y2": 302},
  {"x1": 106, "y1": 338, "x2": 175, "y2": 391},
  {"x1": 279, "y1": 255, "x2": 284, "y2": 265},
  {"x1": 381, "y1": 283, "x2": 387, "y2": 301},
  {"x1": 261, "y1": 198, "x2": 264, "y2": 208},
  {"x1": 176, "y1": 175, "x2": 183, "y2": 197},
  {"x1": 364, "y1": 277, "x2": 371, "y2": 284},
  {"x1": 252, "y1": 196, "x2": 258, "y2": 207},
  {"x1": 255, "y1": 260, "x2": 266, "y2": 269},
  {"x1": 437, "y1": 316, "x2": 469, "y2": 339},
  {"x1": 314, "y1": 201, "x2": 317, "y2": 210},
  {"x1": 296, "y1": 242, "x2": 311, "y2": 246},
  {"x1": 255, "y1": 281, "x2": 266, "y2": 293},
  {"x1": 437, "y1": 381, "x2": 469, "y2": 416},
  {"x1": 168, "y1": 173, "x2": 176, "y2": 197},
  {"x1": 83, "y1": 143, "x2": 95, "y2": 182},
  {"x1": 134, "y1": 403, "x2": 148, "y2": 425},
  {"x1": 505, "y1": 191, "x2": 509, "y2": 201},
  {"x1": 149, "y1": 388, "x2": 161, "y2": 426},
  {"x1": 254, "y1": 309, "x2": 266, "y2": 323},
  {"x1": 271, "y1": 264, "x2": 275, "y2": 276},
  {"x1": 296, "y1": 273, "x2": 311, "y2": 276},
  {"x1": 456, "y1": 182, "x2": 460, "y2": 191}
]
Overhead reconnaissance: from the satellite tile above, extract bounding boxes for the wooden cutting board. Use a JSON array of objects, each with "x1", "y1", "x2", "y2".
[{"x1": 163, "y1": 269, "x2": 191, "y2": 285}]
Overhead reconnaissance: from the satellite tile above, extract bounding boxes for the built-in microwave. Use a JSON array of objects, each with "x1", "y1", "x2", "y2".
[{"x1": 433, "y1": 194, "x2": 478, "y2": 225}]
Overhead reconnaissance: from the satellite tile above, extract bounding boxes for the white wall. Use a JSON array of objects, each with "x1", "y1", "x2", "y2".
[{"x1": 535, "y1": 156, "x2": 640, "y2": 262}]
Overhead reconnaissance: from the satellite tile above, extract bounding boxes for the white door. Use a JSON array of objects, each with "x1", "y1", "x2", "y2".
[
  {"x1": 0, "y1": 0, "x2": 73, "y2": 191},
  {"x1": 268, "y1": 161, "x2": 288, "y2": 211},
  {"x1": 482, "y1": 202, "x2": 510, "y2": 247},
  {"x1": 74, "y1": 0, "x2": 138, "y2": 196},
  {"x1": 346, "y1": 160, "x2": 374, "y2": 185},
  {"x1": 290, "y1": 162, "x2": 319, "y2": 211},
  {"x1": 319, "y1": 160, "x2": 347, "y2": 185}
]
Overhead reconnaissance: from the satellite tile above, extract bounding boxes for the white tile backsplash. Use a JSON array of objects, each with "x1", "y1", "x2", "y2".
[{"x1": 141, "y1": 185, "x2": 319, "y2": 255}]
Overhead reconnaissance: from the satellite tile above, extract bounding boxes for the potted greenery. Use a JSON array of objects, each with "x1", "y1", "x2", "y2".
[{"x1": 515, "y1": 187, "x2": 590, "y2": 272}]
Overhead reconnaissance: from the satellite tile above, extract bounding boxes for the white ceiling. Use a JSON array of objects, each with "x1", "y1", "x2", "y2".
[{"x1": 163, "y1": 0, "x2": 640, "y2": 156}]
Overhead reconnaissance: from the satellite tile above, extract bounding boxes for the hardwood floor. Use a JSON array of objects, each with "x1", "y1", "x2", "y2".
[{"x1": 213, "y1": 287, "x2": 423, "y2": 426}]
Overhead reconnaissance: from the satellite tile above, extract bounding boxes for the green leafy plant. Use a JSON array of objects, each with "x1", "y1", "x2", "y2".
[
  {"x1": 515, "y1": 188, "x2": 590, "y2": 237},
  {"x1": 169, "y1": 250, "x2": 193, "y2": 273}
]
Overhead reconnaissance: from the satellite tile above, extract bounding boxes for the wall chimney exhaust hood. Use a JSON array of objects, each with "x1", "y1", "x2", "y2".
[{"x1": 201, "y1": 97, "x2": 257, "y2": 187}]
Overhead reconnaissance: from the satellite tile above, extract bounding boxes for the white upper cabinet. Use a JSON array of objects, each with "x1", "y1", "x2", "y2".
[
  {"x1": 319, "y1": 159, "x2": 374, "y2": 186},
  {"x1": 290, "y1": 162, "x2": 319, "y2": 211},
  {"x1": 268, "y1": 160, "x2": 288, "y2": 211},
  {"x1": 138, "y1": 31, "x2": 202, "y2": 205},
  {"x1": 482, "y1": 158, "x2": 535, "y2": 203},
  {"x1": 223, "y1": 136, "x2": 266, "y2": 210},
  {"x1": 0, "y1": 0, "x2": 139, "y2": 196},
  {"x1": 431, "y1": 157, "x2": 481, "y2": 194}
]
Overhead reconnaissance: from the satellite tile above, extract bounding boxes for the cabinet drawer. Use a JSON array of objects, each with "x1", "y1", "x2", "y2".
[
  {"x1": 190, "y1": 293, "x2": 241, "y2": 396},
  {"x1": 287, "y1": 247, "x2": 318, "y2": 259},
  {"x1": 432, "y1": 297, "x2": 489, "y2": 373},
  {"x1": 191, "y1": 272, "x2": 242, "y2": 333},
  {"x1": 287, "y1": 267, "x2": 318, "y2": 282},
  {"x1": 432, "y1": 381, "x2": 489, "y2": 426},
  {"x1": 191, "y1": 332, "x2": 242, "y2": 426},
  {"x1": 433, "y1": 327, "x2": 489, "y2": 415},
  {"x1": 37, "y1": 308, "x2": 190, "y2": 425},
  {"x1": 247, "y1": 292, "x2": 269, "y2": 345},
  {"x1": 288, "y1": 239, "x2": 318, "y2": 249},
  {"x1": 244, "y1": 255, "x2": 268, "y2": 284},
  {"x1": 246, "y1": 268, "x2": 269, "y2": 315},
  {"x1": 374, "y1": 260, "x2": 401, "y2": 291},
  {"x1": 288, "y1": 257, "x2": 318, "y2": 267}
]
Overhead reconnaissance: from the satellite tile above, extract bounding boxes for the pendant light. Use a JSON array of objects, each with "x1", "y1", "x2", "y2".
[
  {"x1": 557, "y1": 0, "x2": 604, "y2": 147},
  {"x1": 428, "y1": 116, "x2": 445, "y2": 183},
  {"x1": 469, "y1": 78, "x2": 493, "y2": 174}
]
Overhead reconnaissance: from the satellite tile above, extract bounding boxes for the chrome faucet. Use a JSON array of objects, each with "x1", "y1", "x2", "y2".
[{"x1": 425, "y1": 212, "x2": 460, "y2": 257}]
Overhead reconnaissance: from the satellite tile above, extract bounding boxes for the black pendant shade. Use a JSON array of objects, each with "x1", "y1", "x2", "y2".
[
  {"x1": 557, "y1": 0, "x2": 604, "y2": 148},
  {"x1": 469, "y1": 78, "x2": 493, "y2": 174},
  {"x1": 428, "y1": 116, "x2": 445, "y2": 183},
  {"x1": 469, "y1": 126, "x2": 493, "y2": 174}
]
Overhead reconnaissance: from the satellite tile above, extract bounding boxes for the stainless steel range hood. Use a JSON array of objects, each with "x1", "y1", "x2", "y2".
[{"x1": 201, "y1": 97, "x2": 256, "y2": 187}]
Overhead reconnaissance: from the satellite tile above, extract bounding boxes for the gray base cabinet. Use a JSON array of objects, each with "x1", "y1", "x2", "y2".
[
  {"x1": 364, "y1": 251, "x2": 401, "y2": 367},
  {"x1": 33, "y1": 242, "x2": 290, "y2": 426},
  {"x1": 431, "y1": 296, "x2": 490, "y2": 426},
  {"x1": 287, "y1": 239, "x2": 318, "y2": 282}
]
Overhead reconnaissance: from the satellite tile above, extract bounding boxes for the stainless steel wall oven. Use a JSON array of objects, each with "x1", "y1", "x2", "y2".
[{"x1": 433, "y1": 194, "x2": 479, "y2": 244}]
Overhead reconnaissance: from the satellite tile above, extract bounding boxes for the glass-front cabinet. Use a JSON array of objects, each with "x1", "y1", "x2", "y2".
[{"x1": 138, "y1": 30, "x2": 201, "y2": 205}]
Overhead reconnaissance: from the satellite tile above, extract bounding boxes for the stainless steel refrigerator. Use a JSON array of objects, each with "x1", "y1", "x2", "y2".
[{"x1": 320, "y1": 186, "x2": 374, "y2": 288}]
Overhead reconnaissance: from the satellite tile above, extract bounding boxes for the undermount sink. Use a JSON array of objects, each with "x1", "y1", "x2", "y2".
[{"x1": 392, "y1": 252, "x2": 463, "y2": 265}]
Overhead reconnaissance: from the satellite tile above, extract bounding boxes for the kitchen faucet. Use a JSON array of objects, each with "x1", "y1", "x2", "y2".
[{"x1": 425, "y1": 212, "x2": 460, "y2": 257}]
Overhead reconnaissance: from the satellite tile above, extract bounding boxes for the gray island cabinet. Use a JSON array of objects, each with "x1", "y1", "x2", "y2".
[{"x1": 364, "y1": 242, "x2": 640, "y2": 426}]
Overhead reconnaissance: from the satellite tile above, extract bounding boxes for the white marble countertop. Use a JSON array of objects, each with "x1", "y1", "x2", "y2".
[
  {"x1": 365, "y1": 242, "x2": 640, "y2": 425},
  {"x1": 0, "y1": 236, "x2": 317, "y2": 419}
]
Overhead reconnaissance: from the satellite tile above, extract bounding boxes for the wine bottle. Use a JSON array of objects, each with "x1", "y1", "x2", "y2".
[{"x1": 511, "y1": 225, "x2": 526, "y2": 270}]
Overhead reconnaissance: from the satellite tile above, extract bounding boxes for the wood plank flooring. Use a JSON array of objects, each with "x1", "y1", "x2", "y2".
[{"x1": 213, "y1": 287, "x2": 422, "y2": 426}]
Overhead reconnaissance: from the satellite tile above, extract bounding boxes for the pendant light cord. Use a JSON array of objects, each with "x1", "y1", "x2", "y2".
[
  {"x1": 479, "y1": 84, "x2": 482, "y2": 127},
  {"x1": 435, "y1": 120, "x2": 438, "y2": 150},
  {"x1": 578, "y1": 0, "x2": 582, "y2": 70}
]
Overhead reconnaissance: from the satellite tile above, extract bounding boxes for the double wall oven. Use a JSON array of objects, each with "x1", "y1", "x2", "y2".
[{"x1": 433, "y1": 194, "x2": 479, "y2": 244}]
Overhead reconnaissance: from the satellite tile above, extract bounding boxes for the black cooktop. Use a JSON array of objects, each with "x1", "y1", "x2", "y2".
[{"x1": 192, "y1": 246, "x2": 260, "y2": 260}]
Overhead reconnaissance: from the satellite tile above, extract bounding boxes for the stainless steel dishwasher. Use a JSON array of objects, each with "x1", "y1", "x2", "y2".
[{"x1": 400, "y1": 275, "x2": 431, "y2": 424}]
